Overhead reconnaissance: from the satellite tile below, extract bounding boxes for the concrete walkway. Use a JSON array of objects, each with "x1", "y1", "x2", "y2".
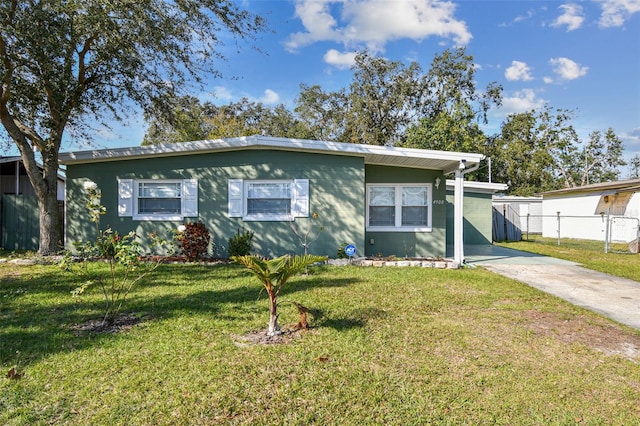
[{"x1": 464, "y1": 245, "x2": 640, "y2": 330}]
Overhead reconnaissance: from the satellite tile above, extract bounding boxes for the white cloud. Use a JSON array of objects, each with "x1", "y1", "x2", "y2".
[
  {"x1": 552, "y1": 3, "x2": 585, "y2": 31},
  {"x1": 549, "y1": 57, "x2": 589, "y2": 80},
  {"x1": 543, "y1": 76, "x2": 554, "y2": 84},
  {"x1": 285, "y1": 0, "x2": 472, "y2": 55},
  {"x1": 323, "y1": 49, "x2": 357, "y2": 69},
  {"x1": 597, "y1": 0, "x2": 640, "y2": 27},
  {"x1": 500, "y1": 89, "x2": 547, "y2": 114},
  {"x1": 258, "y1": 89, "x2": 280, "y2": 104},
  {"x1": 505, "y1": 61, "x2": 534, "y2": 81},
  {"x1": 212, "y1": 86, "x2": 234, "y2": 102}
]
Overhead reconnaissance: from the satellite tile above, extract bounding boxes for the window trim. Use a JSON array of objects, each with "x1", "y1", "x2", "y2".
[
  {"x1": 122, "y1": 179, "x2": 197, "y2": 221},
  {"x1": 243, "y1": 179, "x2": 293, "y2": 221},
  {"x1": 228, "y1": 178, "x2": 309, "y2": 222},
  {"x1": 365, "y1": 183, "x2": 432, "y2": 232}
]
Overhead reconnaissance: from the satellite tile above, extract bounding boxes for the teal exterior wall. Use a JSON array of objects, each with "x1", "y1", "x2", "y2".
[
  {"x1": 445, "y1": 189, "x2": 493, "y2": 256},
  {"x1": 364, "y1": 165, "x2": 446, "y2": 258},
  {"x1": 65, "y1": 150, "x2": 365, "y2": 258}
]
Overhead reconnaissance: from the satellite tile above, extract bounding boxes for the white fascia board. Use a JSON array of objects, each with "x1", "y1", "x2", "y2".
[
  {"x1": 59, "y1": 135, "x2": 484, "y2": 171},
  {"x1": 445, "y1": 179, "x2": 508, "y2": 194}
]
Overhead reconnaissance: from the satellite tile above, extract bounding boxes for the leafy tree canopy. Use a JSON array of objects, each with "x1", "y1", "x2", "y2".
[{"x1": 0, "y1": 0, "x2": 265, "y2": 254}]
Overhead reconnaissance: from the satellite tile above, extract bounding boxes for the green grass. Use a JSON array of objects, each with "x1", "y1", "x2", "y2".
[
  {"x1": 496, "y1": 236, "x2": 640, "y2": 282},
  {"x1": 1, "y1": 261, "x2": 639, "y2": 425}
]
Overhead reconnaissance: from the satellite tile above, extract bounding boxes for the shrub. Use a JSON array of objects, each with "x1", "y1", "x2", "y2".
[
  {"x1": 177, "y1": 221, "x2": 211, "y2": 261},
  {"x1": 228, "y1": 228, "x2": 254, "y2": 257},
  {"x1": 338, "y1": 242, "x2": 356, "y2": 259},
  {"x1": 61, "y1": 182, "x2": 172, "y2": 326}
]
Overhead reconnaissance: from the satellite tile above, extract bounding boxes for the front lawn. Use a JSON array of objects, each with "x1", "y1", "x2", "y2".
[
  {"x1": 1, "y1": 262, "x2": 639, "y2": 424},
  {"x1": 497, "y1": 236, "x2": 640, "y2": 282}
]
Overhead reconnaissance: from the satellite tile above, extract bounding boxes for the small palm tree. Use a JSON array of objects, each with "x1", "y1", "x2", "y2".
[{"x1": 231, "y1": 254, "x2": 326, "y2": 335}]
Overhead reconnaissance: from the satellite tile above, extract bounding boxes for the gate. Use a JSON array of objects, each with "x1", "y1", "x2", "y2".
[{"x1": 492, "y1": 203, "x2": 522, "y2": 242}]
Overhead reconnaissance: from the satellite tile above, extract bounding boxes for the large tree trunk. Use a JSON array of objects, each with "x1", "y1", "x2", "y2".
[
  {"x1": 37, "y1": 185, "x2": 61, "y2": 255},
  {"x1": 16, "y1": 141, "x2": 62, "y2": 255}
]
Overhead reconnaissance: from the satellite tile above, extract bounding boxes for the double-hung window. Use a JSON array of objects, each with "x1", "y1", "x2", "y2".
[
  {"x1": 117, "y1": 178, "x2": 198, "y2": 221},
  {"x1": 137, "y1": 181, "x2": 182, "y2": 215},
  {"x1": 228, "y1": 178, "x2": 309, "y2": 221},
  {"x1": 246, "y1": 182, "x2": 292, "y2": 218},
  {"x1": 366, "y1": 184, "x2": 431, "y2": 231}
]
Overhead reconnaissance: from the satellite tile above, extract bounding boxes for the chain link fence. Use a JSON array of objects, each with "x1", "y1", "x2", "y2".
[{"x1": 493, "y1": 205, "x2": 640, "y2": 253}]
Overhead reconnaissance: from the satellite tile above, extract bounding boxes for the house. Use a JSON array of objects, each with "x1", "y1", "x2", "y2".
[
  {"x1": 59, "y1": 136, "x2": 489, "y2": 263},
  {"x1": 541, "y1": 179, "x2": 640, "y2": 244},
  {"x1": 0, "y1": 156, "x2": 65, "y2": 250},
  {"x1": 446, "y1": 180, "x2": 507, "y2": 251}
]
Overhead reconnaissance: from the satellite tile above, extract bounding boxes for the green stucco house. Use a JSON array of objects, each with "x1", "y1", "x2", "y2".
[{"x1": 59, "y1": 136, "x2": 500, "y2": 263}]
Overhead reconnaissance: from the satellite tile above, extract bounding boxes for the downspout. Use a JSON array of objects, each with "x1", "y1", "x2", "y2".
[{"x1": 450, "y1": 159, "x2": 481, "y2": 265}]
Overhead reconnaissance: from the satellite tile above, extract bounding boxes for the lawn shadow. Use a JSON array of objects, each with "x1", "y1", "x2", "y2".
[{"x1": 0, "y1": 264, "x2": 363, "y2": 369}]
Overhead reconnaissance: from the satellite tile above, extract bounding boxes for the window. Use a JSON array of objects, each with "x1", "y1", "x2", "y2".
[
  {"x1": 118, "y1": 179, "x2": 198, "y2": 221},
  {"x1": 137, "y1": 182, "x2": 182, "y2": 215},
  {"x1": 366, "y1": 184, "x2": 431, "y2": 231},
  {"x1": 247, "y1": 182, "x2": 292, "y2": 217},
  {"x1": 228, "y1": 179, "x2": 309, "y2": 221}
]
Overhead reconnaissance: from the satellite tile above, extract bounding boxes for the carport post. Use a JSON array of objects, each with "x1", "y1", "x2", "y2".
[{"x1": 453, "y1": 168, "x2": 464, "y2": 264}]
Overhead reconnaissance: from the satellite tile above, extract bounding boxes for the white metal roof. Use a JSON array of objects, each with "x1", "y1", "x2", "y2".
[{"x1": 58, "y1": 135, "x2": 484, "y2": 174}]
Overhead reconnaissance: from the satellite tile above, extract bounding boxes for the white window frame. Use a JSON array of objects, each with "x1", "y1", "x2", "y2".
[
  {"x1": 366, "y1": 183, "x2": 432, "y2": 232},
  {"x1": 228, "y1": 178, "x2": 309, "y2": 222},
  {"x1": 117, "y1": 179, "x2": 198, "y2": 221},
  {"x1": 244, "y1": 180, "x2": 293, "y2": 221}
]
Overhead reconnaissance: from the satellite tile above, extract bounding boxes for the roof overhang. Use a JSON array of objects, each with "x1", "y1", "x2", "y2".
[
  {"x1": 58, "y1": 135, "x2": 484, "y2": 174},
  {"x1": 541, "y1": 179, "x2": 640, "y2": 197},
  {"x1": 446, "y1": 179, "x2": 507, "y2": 194}
]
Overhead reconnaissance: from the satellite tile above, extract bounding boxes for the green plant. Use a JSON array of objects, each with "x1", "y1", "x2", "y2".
[
  {"x1": 61, "y1": 181, "x2": 172, "y2": 325},
  {"x1": 231, "y1": 254, "x2": 327, "y2": 335},
  {"x1": 177, "y1": 221, "x2": 211, "y2": 261},
  {"x1": 337, "y1": 242, "x2": 350, "y2": 259},
  {"x1": 228, "y1": 227, "x2": 254, "y2": 257},
  {"x1": 289, "y1": 212, "x2": 323, "y2": 255}
]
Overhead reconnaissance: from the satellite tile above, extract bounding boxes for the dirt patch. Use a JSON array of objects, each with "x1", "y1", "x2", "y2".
[
  {"x1": 231, "y1": 326, "x2": 311, "y2": 346},
  {"x1": 71, "y1": 313, "x2": 150, "y2": 334},
  {"x1": 523, "y1": 311, "x2": 640, "y2": 361}
]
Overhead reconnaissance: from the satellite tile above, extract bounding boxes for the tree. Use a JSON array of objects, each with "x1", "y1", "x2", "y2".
[
  {"x1": 295, "y1": 84, "x2": 348, "y2": 141},
  {"x1": 402, "y1": 48, "x2": 502, "y2": 154},
  {"x1": 142, "y1": 96, "x2": 214, "y2": 145},
  {"x1": 231, "y1": 254, "x2": 326, "y2": 336},
  {"x1": 344, "y1": 51, "x2": 425, "y2": 145},
  {"x1": 487, "y1": 108, "x2": 627, "y2": 195},
  {"x1": 579, "y1": 128, "x2": 626, "y2": 185},
  {"x1": 486, "y1": 111, "x2": 556, "y2": 196},
  {"x1": 143, "y1": 97, "x2": 312, "y2": 144},
  {"x1": 0, "y1": 1, "x2": 265, "y2": 255},
  {"x1": 629, "y1": 154, "x2": 640, "y2": 179}
]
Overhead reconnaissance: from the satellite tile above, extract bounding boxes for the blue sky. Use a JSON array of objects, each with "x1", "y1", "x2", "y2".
[{"x1": 8, "y1": 1, "x2": 640, "y2": 176}]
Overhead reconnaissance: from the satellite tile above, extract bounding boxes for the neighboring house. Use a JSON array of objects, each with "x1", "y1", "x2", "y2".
[
  {"x1": 0, "y1": 157, "x2": 65, "y2": 250},
  {"x1": 541, "y1": 179, "x2": 640, "y2": 243},
  {"x1": 59, "y1": 136, "x2": 487, "y2": 262}
]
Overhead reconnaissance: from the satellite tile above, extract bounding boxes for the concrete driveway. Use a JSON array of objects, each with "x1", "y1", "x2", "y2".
[{"x1": 464, "y1": 245, "x2": 640, "y2": 330}]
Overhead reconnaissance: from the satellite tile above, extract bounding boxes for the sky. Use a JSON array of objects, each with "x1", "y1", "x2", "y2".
[{"x1": 6, "y1": 0, "x2": 640, "y2": 176}]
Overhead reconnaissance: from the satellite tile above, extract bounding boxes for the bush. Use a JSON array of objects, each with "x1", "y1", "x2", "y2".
[
  {"x1": 337, "y1": 242, "x2": 350, "y2": 259},
  {"x1": 228, "y1": 228, "x2": 254, "y2": 257},
  {"x1": 177, "y1": 221, "x2": 211, "y2": 261}
]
